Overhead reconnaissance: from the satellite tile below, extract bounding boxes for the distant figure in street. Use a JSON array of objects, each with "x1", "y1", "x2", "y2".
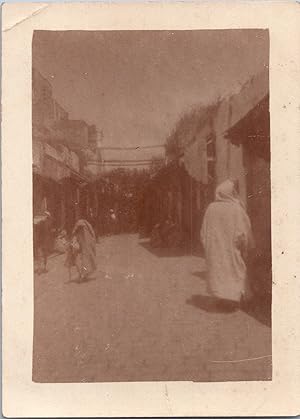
[
  {"x1": 109, "y1": 208, "x2": 118, "y2": 234},
  {"x1": 88, "y1": 207, "x2": 98, "y2": 239},
  {"x1": 34, "y1": 210, "x2": 53, "y2": 274},
  {"x1": 200, "y1": 179, "x2": 254, "y2": 310},
  {"x1": 110, "y1": 208, "x2": 116, "y2": 221},
  {"x1": 160, "y1": 216, "x2": 182, "y2": 248},
  {"x1": 88, "y1": 207, "x2": 94, "y2": 228},
  {"x1": 66, "y1": 218, "x2": 97, "y2": 282},
  {"x1": 150, "y1": 223, "x2": 163, "y2": 248}
]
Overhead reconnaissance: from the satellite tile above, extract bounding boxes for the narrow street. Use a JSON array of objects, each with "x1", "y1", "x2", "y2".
[{"x1": 33, "y1": 234, "x2": 271, "y2": 383}]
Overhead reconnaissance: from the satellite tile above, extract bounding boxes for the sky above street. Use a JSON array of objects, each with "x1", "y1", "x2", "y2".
[{"x1": 33, "y1": 30, "x2": 268, "y2": 160}]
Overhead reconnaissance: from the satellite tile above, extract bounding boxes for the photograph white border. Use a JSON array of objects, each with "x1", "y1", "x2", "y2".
[{"x1": 2, "y1": 2, "x2": 300, "y2": 416}]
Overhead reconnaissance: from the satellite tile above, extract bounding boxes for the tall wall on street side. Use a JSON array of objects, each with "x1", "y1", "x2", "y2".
[
  {"x1": 213, "y1": 99, "x2": 247, "y2": 206},
  {"x1": 213, "y1": 70, "x2": 269, "y2": 207}
]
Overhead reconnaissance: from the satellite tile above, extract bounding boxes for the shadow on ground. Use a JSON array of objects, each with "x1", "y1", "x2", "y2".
[
  {"x1": 139, "y1": 236, "x2": 206, "y2": 258},
  {"x1": 140, "y1": 239, "x2": 271, "y2": 327},
  {"x1": 245, "y1": 295, "x2": 272, "y2": 328},
  {"x1": 139, "y1": 240, "x2": 189, "y2": 257},
  {"x1": 192, "y1": 270, "x2": 207, "y2": 280},
  {"x1": 187, "y1": 294, "x2": 240, "y2": 313},
  {"x1": 187, "y1": 280, "x2": 271, "y2": 328}
]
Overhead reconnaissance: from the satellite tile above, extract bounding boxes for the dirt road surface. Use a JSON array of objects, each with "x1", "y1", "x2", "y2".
[{"x1": 33, "y1": 234, "x2": 271, "y2": 382}]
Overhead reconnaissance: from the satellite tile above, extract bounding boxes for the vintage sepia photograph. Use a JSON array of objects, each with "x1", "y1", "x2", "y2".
[{"x1": 32, "y1": 29, "x2": 271, "y2": 383}]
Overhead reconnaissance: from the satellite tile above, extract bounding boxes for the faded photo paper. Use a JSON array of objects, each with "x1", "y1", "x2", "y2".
[
  {"x1": 2, "y1": 2, "x2": 300, "y2": 417},
  {"x1": 32, "y1": 28, "x2": 272, "y2": 383}
]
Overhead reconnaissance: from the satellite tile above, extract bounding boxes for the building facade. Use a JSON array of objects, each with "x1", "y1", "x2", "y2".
[
  {"x1": 143, "y1": 70, "x2": 270, "y2": 261},
  {"x1": 32, "y1": 68, "x2": 102, "y2": 235}
]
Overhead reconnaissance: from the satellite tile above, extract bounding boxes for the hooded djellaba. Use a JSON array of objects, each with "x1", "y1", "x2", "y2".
[
  {"x1": 65, "y1": 217, "x2": 97, "y2": 282},
  {"x1": 200, "y1": 179, "x2": 255, "y2": 309}
]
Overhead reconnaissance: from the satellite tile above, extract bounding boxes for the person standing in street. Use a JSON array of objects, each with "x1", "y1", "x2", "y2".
[
  {"x1": 34, "y1": 210, "x2": 53, "y2": 274},
  {"x1": 109, "y1": 208, "x2": 117, "y2": 235},
  {"x1": 200, "y1": 179, "x2": 254, "y2": 310},
  {"x1": 66, "y1": 217, "x2": 97, "y2": 282},
  {"x1": 88, "y1": 207, "x2": 98, "y2": 239}
]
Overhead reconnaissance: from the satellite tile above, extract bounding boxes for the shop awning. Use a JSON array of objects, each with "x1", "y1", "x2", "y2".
[{"x1": 225, "y1": 94, "x2": 270, "y2": 161}]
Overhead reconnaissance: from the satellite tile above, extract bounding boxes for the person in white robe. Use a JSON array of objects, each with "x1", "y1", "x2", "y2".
[{"x1": 200, "y1": 179, "x2": 254, "y2": 305}]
